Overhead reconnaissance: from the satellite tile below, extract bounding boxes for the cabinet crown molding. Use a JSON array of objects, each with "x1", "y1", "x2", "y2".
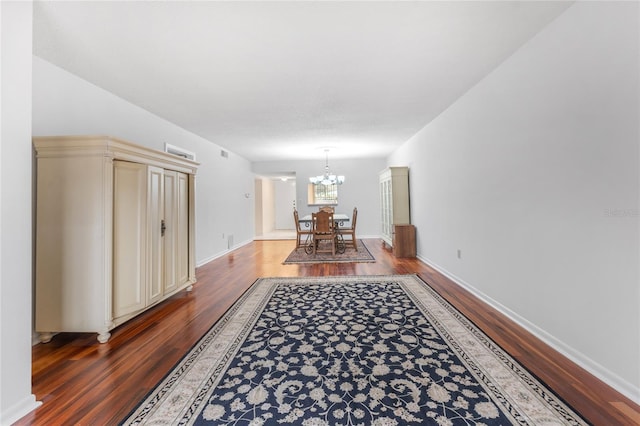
[{"x1": 33, "y1": 135, "x2": 199, "y2": 175}]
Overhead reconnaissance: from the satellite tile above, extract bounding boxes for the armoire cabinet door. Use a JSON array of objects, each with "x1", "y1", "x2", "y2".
[
  {"x1": 113, "y1": 162, "x2": 189, "y2": 319},
  {"x1": 175, "y1": 172, "x2": 190, "y2": 286},
  {"x1": 113, "y1": 162, "x2": 166, "y2": 317},
  {"x1": 163, "y1": 170, "x2": 190, "y2": 294},
  {"x1": 163, "y1": 171, "x2": 177, "y2": 294},
  {"x1": 113, "y1": 161, "x2": 148, "y2": 318},
  {"x1": 147, "y1": 166, "x2": 165, "y2": 304}
]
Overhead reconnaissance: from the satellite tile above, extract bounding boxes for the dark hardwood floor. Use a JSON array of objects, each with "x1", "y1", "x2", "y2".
[{"x1": 16, "y1": 239, "x2": 640, "y2": 425}]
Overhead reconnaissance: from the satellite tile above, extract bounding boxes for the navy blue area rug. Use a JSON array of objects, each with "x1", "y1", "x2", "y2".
[{"x1": 121, "y1": 275, "x2": 587, "y2": 425}]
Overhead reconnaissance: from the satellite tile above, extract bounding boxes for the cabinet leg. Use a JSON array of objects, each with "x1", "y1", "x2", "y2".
[
  {"x1": 186, "y1": 285, "x2": 193, "y2": 292},
  {"x1": 39, "y1": 332, "x2": 53, "y2": 344},
  {"x1": 97, "y1": 331, "x2": 111, "y2": 343}
]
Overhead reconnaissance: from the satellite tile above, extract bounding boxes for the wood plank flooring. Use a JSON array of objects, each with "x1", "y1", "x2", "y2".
[{"x1": 16, "y1": 239, "x2": 640, "y2": 425}]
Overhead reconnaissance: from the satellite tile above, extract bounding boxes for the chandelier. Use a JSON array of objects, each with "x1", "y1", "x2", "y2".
[{"x1": 309, "y1": 149, "x2": 345, "y2": 186}]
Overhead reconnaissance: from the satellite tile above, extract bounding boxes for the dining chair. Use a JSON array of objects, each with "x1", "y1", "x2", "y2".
[
  {"x1": 319, "y1": 206, "x2": 335, "y2": 213},
  {"x1": 341, "y1": 207, "x2": 358, "y2": 250},
  {"x1": 293, "y1": 208, "x2": 312, "y2": 250},
  {"x1": 311, "y1": 210, "x2": 337, "y2": 255}
]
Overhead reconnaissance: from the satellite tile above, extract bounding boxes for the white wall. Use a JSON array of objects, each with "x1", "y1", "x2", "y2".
[
  {"x1": 253, "y1": 158, "x2": 386, "y2": 238},
  {"x1": 32, "y1": 56, "x2": 256, "y2": 267},
  {"x1": 254, "y1": 179, "x2": 264, "y2": 235},
  {"x1": 259, "y1": 178, "x2": 276, "y2": 235},
  {"x1": 0, "y1": 3, "x2": 41, "y2": 425},
  {"x1": 274, "y1": 180, "x2": 296, "y2": 230},
  {"x1": 389, "y1": 1, "x2": 639, "y2": 401}
]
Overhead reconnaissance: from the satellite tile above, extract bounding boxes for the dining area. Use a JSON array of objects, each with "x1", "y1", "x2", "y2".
[{"x1": 294, "y1": 206, "x2": 358, "y2": 256}]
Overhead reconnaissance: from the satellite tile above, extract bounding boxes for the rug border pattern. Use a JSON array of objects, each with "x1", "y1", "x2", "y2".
[
  {"x1": 399, "y1": 278, "x2": 587, "y2": 425},
  {"x1": 122, "y1": 280, "x2": 276, "y2": 424}
]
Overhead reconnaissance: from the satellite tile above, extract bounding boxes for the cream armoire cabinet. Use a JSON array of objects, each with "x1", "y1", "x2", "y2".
[
  {"x1": 34, "y1": 136, "x2": 198, "y2": 343},
  {"x1": 379, "y1": 166, "x2": 410, "y2": 247}
]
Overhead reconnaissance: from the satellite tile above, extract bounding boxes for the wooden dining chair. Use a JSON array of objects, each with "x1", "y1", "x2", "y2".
[
  {"x1": 341, "y1": 207, "x2": 358, "y2": 250},
  {"x1": 319, "y1": 206, "x2": 335, "y2": 213},
  {"x1": 293, "y1": 208, "x2": 312, "y2": 250},
  {"x1": 312, "y1": 210, "x2": 337, "y2": 255}
]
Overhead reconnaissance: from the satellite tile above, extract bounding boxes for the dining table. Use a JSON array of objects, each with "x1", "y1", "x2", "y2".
[{"x1": 298, "y1": 213, "x2": 350, "y2": 229}]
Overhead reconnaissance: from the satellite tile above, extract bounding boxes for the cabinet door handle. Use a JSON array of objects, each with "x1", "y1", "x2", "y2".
[{"x1": 161, "y1": 219, "x2": 166, "y2": 236}]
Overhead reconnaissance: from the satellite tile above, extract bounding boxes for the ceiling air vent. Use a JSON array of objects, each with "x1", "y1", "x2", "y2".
[{"x1": 220, "y1": 149, "x2": 229, "y2": 159}]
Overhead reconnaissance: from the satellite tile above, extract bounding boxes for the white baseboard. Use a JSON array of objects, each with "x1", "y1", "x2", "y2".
[
  {"x1": 196, "y1": 238, "x2": 253, "y2": 268},
  {"x1": 417, "y1": 254, "x2": 640, "y2": 405},
  {"x1": 0, "y1": 394, "x2": 41, "y2": 426},
  {"x1": 358, "y1": 234, "x2": 381, "y2": 240}
]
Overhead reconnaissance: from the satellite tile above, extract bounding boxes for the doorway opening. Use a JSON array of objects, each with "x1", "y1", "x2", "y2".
[{"x1": 254, "y1": 173, "x2": 296, "y2": 240}]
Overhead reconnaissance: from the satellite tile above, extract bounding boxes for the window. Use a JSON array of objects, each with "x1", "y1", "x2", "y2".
[{"x1": 307, "y1": 183, "x2": 338, "y2": 206}]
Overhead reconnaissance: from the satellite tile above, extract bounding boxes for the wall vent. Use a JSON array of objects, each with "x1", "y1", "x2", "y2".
[
  {"x1": 165, "y1": 143, "x2": 196, "y2": 161},
  {"x1": 220, "y1": 149, "x2": 229, "y2": 159}
]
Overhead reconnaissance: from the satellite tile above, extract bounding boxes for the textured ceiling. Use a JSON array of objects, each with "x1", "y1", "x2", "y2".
[{"x1": 33, "y1": 1, "x2": 571, "y2": 161}]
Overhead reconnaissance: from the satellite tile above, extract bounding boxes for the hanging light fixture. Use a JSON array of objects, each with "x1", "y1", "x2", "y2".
[{"x1": 309, "y1": 149, "x2": 345, "y2": 186}]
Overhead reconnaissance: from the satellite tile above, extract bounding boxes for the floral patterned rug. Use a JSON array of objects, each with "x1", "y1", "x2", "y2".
[
  {"x1": 121, "y1": 275, "x2": 587, "y2": 425},
  {"x1": 283, "y1": 240, "x2": 375, "y2": 264}
]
